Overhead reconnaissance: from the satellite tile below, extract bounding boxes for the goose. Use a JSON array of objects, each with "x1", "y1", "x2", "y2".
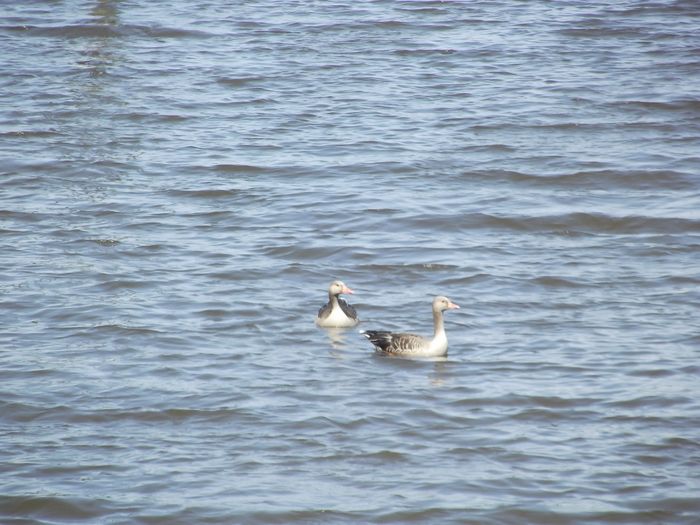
[
  {"x1": 315, "y1": 280, "x2": 359, "y2": 328},
  {"x1": 362, "y1": 296, "x2": 459, "y2": 357}
]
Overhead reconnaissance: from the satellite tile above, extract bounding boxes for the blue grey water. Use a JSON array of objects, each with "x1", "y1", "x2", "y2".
[{"x1": 1, "y1": 1, "x2": 699, "y2": 523}]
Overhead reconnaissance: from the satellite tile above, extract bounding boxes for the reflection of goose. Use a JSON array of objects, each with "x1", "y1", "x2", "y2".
[
  {"x1": 325, "y1": 327, "x2": 350, "y2": 353},
  {"x1": 362, "y1": 296, "x2": 459, "y2": 358},
  {"x1": 315, "y1": 280, "x2": 359, "y2": 328}
]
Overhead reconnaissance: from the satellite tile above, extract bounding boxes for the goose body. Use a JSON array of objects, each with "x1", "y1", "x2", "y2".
[
  {"x1": 316, "y1": 280, "x2": 359, "y2": 328},
  {"x1": 363, "y1": 296, "x2": 459, "y2": 358}
]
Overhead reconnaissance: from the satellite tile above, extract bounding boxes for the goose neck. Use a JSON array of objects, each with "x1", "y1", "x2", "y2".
[{"x1": 432, "y1": 308, "x2": 445, "y2": 338}]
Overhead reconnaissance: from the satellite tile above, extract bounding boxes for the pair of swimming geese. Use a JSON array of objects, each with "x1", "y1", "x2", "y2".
[{"x1": 315, "y1": 280, "x2": 459, "y2": 358}]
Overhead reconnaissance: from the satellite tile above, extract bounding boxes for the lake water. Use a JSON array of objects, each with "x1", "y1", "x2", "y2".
[{"x1": 1, "y1": 1, "x2": 699, "y2": 524}]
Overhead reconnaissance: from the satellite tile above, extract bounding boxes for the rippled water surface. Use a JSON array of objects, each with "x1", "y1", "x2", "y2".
[{"x1": 2, "y1": 1, "x2": 700, "y2": 523}]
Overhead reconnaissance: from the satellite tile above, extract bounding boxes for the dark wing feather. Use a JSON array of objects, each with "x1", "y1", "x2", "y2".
[
  {"x1": 362, "y1": 330, "x2": 394, "y2": 352},
  {"x1": 317, "y1": 301, "x2": 332, "y2": 320},
  {"x1": 387, "y1": 333, "x2": 429, "y2": 355},
  {"x1": 338, "y1": 298, "x2": 358, "y2": 321},
  {"x1": 363, "y1": 330, "x2": 428, "y2": 355}
]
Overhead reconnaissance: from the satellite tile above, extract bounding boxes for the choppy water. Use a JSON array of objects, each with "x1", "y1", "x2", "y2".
[{"x1": 2, "y1": 1, "x2": 700, "y2": 524}]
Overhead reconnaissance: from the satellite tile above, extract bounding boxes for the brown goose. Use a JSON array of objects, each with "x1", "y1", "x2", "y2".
[
  {"x1": 315, "y1": 280, "x2": 359, "y2": 328},
  {"x1": 362, "y1": 296, "x2": 459, "y2": 357}
]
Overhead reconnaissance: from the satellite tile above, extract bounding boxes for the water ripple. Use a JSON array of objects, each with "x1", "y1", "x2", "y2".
[{"x1": 1, "y1": 1, "x2": 699, "y2": 523}]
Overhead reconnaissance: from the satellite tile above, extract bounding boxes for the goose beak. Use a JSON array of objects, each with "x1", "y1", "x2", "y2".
[
  {"x1": 448, "y1": 302, "x2": 460, "y2": 309},
  {"x1": 342, "y1": 286, "x2": 354, "y2": 295}
]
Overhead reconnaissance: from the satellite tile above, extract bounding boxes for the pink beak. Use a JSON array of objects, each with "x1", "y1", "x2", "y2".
[
  {"x1": 448, "y1": 302, "x2": 460, "y2": 309},
  {"x1": 342, "y1": 286, "x2": 354, "y2": 295}
]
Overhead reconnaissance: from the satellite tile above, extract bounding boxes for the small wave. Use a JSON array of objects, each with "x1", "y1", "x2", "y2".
[
  {"x1": 0, "y1": 495, "x2": 113, "y2": 521},
  {"x1": 557, "y1": 26, "x2": 646, "y2": 38},
  {"x1": 262, "y1": 244, "x2": 349, "y2": 260},
  {"x1": 628, "y1": 496, "x2": 700, "y2": 514},
  {"x1": 376, "y1": 507, "x2": 476, "y2": 523},
  {"x1": 509, "y1": 408, "x2": 601, "y2": 422},
  {"x1": 626, "y1": 368, "x2": 676, "y2": 378},
  {"x1": 0, "y1": 209, "x2": 55, "y2": 224},
  {"x1": 462, "y1": 169, "x2": 696, "y2": 190},
  {"x1": 86, "y1": 238, "x2": 121, "y2": 246},
  {"x1": 530, "y1": 276, "x2": 589, "y2": 288},
  {"x1": 358, "y1": 262, "x2": 460, "y2": 272},
  {"x1": 444, "y1": 212, "x2": 700, "y2": 235},
  {"x1": 1, "y1": 24, "x2": 114, "y2": 38},
  {"x1": 91, "y1": 324, "x2": 162, "y2": 336},
  {"x1": 7, "y1": 23, "x2": 213, "y2": 39},
  {"x1": 217, "y1": 76, "x2": 268, "y2": 87},
  {"x1": 197, "y1": 309, "x2": 230, "y2": 319},
  {"x1": 241, "y1": 510, "x2": 359, "y2": 525},
  {"x1": 617, "y1": 98, "x2": 700, "y2": 112},
  {"x1": 167, "y1": 188, "x2": 242, "y2": 199},
  {"x1": 98, "y1": 279, "x2": 153, "y2": 291},
  {"x1": 361, "y1": 20, "x2": 410, "y2": 29},
  {"x1": 396, "y1": 7, "x2": 447, "y2": 15},
  {"x1": 121, "y1": 112, "x2": 190, "y2": 123},
  {"x1": 138, "y1": 26, "x2": 213, "y2": 38},
  {"x1": 604, "y1": 395, "x2": 693, "y2": 409},
  {"x1": 449, "y1": 394, "x2": 601, "y2": 410},
  {"x1": 0, "y1": 129, "x2": 59, "y2": 138},
  {"x1": 211, "y1": 163, "x2": 268, "y2": 173},
  {"x1": 317, "y1": 449, "x2": 406, "y2": 464},
  {"x1": 487, "y1": 507, "x2": 682, "y2": 525},
  {"x1": 394, "y1": 48, "x2": 458, "y2": 57},
  {"x1": 52, "y1": 406, "x2": 259, "y2": 425}
]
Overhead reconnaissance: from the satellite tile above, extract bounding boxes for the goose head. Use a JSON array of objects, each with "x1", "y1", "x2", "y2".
[
  {"x1": 433, "y1": 295, "x2": 460, "y2": 312},
  {"x1": 329, "y1": 280, "x2": 354, "y2": 296}
]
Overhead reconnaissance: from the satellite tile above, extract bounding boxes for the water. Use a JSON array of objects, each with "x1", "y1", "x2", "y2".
[{"x1": 1, "y1": 1, "x2": 699, "y2": 523}]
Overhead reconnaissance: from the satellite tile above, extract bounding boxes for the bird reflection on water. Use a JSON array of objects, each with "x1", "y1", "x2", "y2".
[{"x1": 322, "y1": 326, "x2": 352, "y2": 353}]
